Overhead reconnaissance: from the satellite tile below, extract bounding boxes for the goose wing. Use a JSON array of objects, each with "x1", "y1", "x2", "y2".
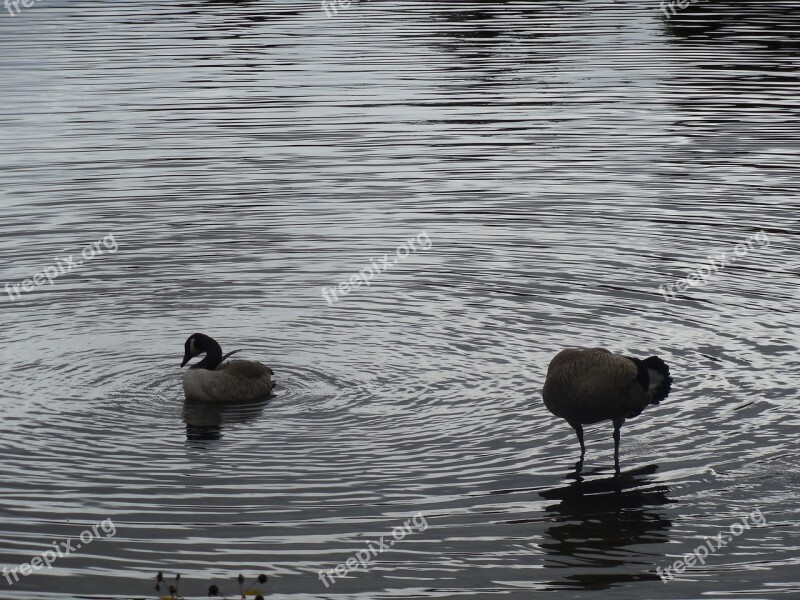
[
  {"x1": 217, "y1": 359, "x2": 274, "y2": 379},
  {"x1": 575, "y1": 348, "x2": 638, "y2": 391},
  {"x1": 546, "y1": 347, "x2": 635, "y2": 383},
  {"x1": 183, "y1": 359, "x2": 274, "y2": 403}
]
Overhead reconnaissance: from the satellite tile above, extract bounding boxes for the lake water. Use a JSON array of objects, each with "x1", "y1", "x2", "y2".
[{"x1": 0, "y1": 1, "x2": 798, "y2": 598}]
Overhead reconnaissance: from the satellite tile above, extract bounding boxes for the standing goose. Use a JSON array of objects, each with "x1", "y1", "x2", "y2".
[
  {"x1": 542, "y1": 348, "x2": 672, "y2": 471},
  {"x1": 180, "y1": 333, "x2": 275, "y2": 403}
]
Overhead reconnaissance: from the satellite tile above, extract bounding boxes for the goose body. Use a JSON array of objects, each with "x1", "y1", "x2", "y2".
[
  {"x1": 542, "y1": 347, "x2": 672, "y2": 471},
  {"x1": 181, "y1": 333, "x2": 275, "y2": 403}
]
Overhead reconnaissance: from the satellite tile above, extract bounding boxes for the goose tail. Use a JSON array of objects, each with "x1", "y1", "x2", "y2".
[{"x1": 641, "y1": 355, "x2": 672, "y2": 404}]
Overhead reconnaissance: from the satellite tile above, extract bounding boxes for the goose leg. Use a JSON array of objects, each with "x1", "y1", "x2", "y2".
[
  {"x1": 612, "y1": 417, "x2": 625, "y2": 473},
  {"x1": 570, "y1": 422, "x2": 585, "y2": 470}
]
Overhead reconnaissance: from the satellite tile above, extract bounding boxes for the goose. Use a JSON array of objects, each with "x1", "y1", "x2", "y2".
[
  {"x1": 180, "y1": 333, "x2": 275, "y2": 403},
  {"x1": 542, "y1": 348, "x2": 672, "y2": 471}
]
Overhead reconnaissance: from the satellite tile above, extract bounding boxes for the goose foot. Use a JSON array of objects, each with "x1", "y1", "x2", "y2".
[
  {"x1": 612, "y1": 417, "x2": 624, "y2": 474},
  {"x1": 570, "y1": 422, "x2": 585, "y2": 471}
]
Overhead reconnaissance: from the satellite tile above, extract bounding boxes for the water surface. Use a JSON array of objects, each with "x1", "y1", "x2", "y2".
[{"x1": 0, "y1": 1, "x2": 798, "y2": 598}]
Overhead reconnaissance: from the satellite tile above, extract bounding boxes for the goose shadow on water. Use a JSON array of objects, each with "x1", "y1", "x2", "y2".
[
  {"x1": 535, "y1": 465, "x2": 674, "y2": 590},
  {"x1": 182, "y1": 398, "x2": 268, "y2": 443}
]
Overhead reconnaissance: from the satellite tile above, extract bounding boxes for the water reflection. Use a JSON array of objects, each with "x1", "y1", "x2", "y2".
[
  {"x1": 183, "y1": 399, "x2": 268, "y2": 443},
  {"x1": 662, "y1": 0, "x2": 800, "y2": 51},
  {"x1": 538, "y1": 465, "x2": 672, "y2": 590},
  {"x1": 658, "y1": 0, "x2": 800, "y2": 204}
]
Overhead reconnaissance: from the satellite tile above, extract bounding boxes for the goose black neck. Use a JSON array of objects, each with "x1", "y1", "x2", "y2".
[{"x1": 192, "y1": 338, "x2": 223, "y2": 371}]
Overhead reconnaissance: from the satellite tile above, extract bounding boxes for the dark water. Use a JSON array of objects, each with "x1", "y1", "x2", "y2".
[{"x1": 0, "y1": 1, "x2": 798, "y2": 598}]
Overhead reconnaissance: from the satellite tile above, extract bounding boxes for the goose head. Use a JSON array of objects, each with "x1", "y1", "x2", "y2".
[{"x1": 181, "y1": 333, "x2": 223, "y2": 370}]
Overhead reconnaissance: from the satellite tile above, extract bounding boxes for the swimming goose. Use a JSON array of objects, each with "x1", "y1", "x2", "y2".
[
  {"x1": 180, "y1": 333, "x2": 275, "y2": 403},
  {"x1": 542, "y1": 348, "x2": 672, "y2": 471}
]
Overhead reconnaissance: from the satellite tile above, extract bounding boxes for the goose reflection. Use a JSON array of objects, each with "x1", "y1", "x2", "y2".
[
  {"x1": 538, "y1": 465, "x2": 673, "y2": 590},
  {"x1": 183, "y1": 399, "x2": 267, "y2": 443}
]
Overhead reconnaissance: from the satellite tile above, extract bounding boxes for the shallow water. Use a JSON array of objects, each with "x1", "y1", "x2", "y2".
[{"x1": 0, "y1": 1, "x2": 798, "y2": 598}]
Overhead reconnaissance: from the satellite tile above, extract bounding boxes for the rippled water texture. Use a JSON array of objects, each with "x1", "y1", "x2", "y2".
[{"x1": 0, "y1": 1, "x2": 798, "y2": 598}]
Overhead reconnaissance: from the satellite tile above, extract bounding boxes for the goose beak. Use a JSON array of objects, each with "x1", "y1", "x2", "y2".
[{"x1": 181, "y1": 354, "x2": 190, "y2": 368}]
